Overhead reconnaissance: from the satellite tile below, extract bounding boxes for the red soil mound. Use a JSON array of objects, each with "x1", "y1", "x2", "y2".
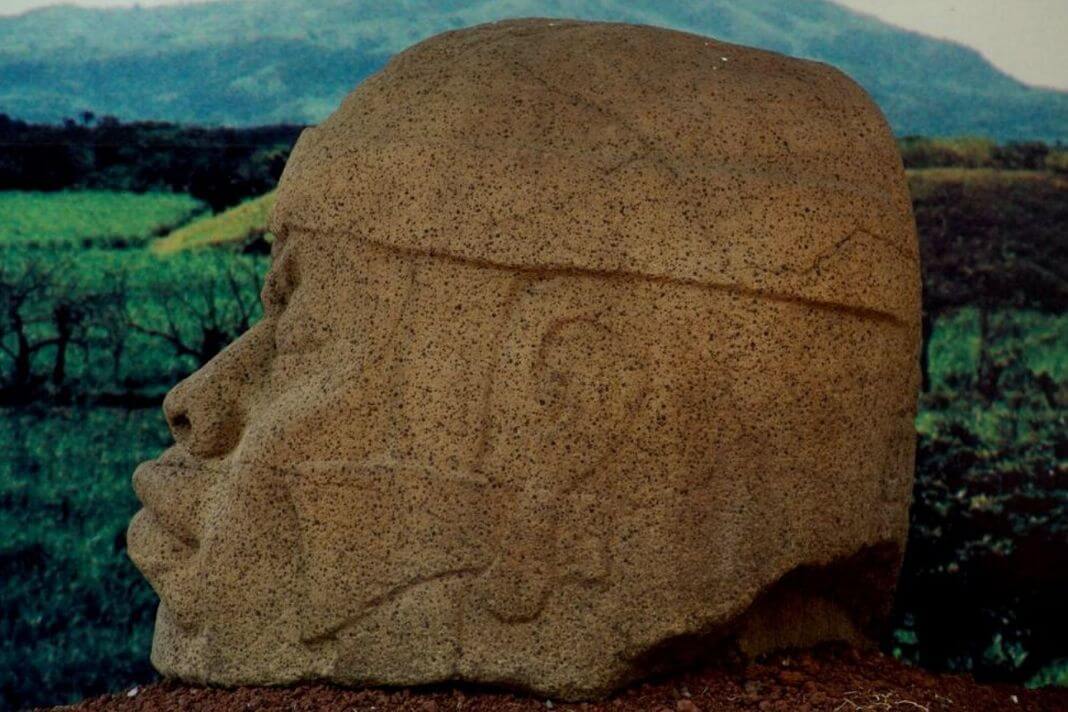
[{"x1": 52, "y1": 645, "x2": 1067, "y2": 712}]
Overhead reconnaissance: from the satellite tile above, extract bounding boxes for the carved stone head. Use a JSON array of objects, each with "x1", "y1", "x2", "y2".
[{"x1": 128, "y1": 19, "x2": 920, "y2": 699}]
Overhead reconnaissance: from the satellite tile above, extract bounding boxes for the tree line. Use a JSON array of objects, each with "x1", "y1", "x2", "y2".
[
  {"x1": 0, "y1": 114, "x2": 302, "y2": 212},
  {"x1": 899, "y1": 136, "x2": 1068, "y2": 172}
]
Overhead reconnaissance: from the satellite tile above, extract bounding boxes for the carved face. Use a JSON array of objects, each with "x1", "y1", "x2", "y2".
[
  {"x1": 128, "y1": 227, "x2": 916, "y2": 688},
  {"x1": 127, "y1": 229, "x2": 659, "y2": 679}
]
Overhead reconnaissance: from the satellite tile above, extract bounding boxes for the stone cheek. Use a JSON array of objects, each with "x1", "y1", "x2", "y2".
[{"x1": 130, "y1": 18, "x2": 921, "y2": 701}]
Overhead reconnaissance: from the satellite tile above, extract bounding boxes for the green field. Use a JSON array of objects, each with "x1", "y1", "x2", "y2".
[
  {"x1": 0, "y1": 190, "x2": 206, "y2": 248},
  {"x1": 0, "y1": 407, "x2": 166, "y2": 706},
  {"x1": 1, "y1": 189, "x2": 267, "y2": 708}
]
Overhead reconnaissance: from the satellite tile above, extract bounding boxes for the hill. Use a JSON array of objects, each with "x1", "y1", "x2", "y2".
[
  {"x1": 0, "y1": 116, "x2": 300, "y2": 211},
  {"x1": 151, "y1": 190, "x2": 274, "y2": 254},
  {"x1": 0, "y1": 0, "x2": 1065, "y2": 140}
]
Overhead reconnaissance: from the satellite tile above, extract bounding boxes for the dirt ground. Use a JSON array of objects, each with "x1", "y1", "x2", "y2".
[{"x1": 52, "y1": 644, "x2": 1068, "y2": 712}]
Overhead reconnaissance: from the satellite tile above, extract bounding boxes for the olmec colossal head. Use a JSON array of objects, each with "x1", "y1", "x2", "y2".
[{"x1": 128, "y1": 19, "x2": 921, "y2": 699}]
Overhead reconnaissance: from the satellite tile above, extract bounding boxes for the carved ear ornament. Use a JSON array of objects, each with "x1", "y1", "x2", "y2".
[{"x1": 282, "y1": 457, "x2": 614, "y2": 638}]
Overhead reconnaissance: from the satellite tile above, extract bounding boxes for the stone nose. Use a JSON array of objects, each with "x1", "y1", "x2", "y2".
[{"x1": 162, "y1": 339, "x2": 257, "y2": 458}]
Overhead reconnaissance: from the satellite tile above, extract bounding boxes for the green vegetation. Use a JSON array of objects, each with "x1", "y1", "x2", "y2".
[
  {"x1": 1, "y1": 191, "x2": 266, "y2": 707},
  {"x1": 0, "y1": 407, "x2": 167, "y2": 707},
  {"x1": 152, "y1": 191, "x2": 275, "y2": 254},
  {"x1": 0, "y1": 190, "x2": 205, "y2": 248},
  {"x1": 1030, "y1": 660, "x2": 1068, "y2": 688},
  {"x1": 888, "y1": 162, "x2": 1068, "y2": 684},
  {"x1": 893, "y1": 307, "x2": 1066, "y2": 681},
  {"x1": 900, "y1": 137, "x2": 1068, "y2": 173},
  {"x1": 0, "y1": 247, "x2": 267, "y2": 403}
]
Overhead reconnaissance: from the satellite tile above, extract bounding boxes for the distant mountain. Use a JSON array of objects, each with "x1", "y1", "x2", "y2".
[{"x1": 1, "y1": 0, "x2": 1065, "y2": 140}]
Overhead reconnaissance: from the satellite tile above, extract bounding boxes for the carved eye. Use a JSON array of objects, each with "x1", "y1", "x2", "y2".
[{"x1": 262, "y1": 252, "x2": 300, "y2": 317}]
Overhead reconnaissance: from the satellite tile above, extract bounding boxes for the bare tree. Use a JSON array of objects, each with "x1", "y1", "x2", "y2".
[
  {"x1": 0, "y1": 256, "x2": 56, "y2": 400},
  {"x1": 96, "y1": 269, "x2": 130, "y2": 385},
  {"x1": 0, "y1": 253, "x2": 135, "y2": 401},
  {"x1": 130, "y1": 254, "x2": 263, "y2": 368}
]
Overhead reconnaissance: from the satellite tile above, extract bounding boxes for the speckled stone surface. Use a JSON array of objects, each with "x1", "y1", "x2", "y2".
[{"x1": 127, "y1": 18, "x2": 921, "y2": 700}]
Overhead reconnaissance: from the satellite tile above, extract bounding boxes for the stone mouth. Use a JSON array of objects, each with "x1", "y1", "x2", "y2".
[
  {"x1": 131, "y1": 459, "x2": 203, "y2": 547},
  {"x1": 126, "y1": 507, "x2": 196, "y2": 576}
]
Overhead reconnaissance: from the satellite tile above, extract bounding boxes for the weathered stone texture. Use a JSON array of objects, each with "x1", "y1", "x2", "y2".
[{"x1": 128, "y1": 18, "x2": 921, "y2": 699}]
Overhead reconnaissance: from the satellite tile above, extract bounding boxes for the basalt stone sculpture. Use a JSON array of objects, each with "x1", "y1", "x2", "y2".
[{"x1": 127, "y1": 18, "x2": 921, "y2": 700}]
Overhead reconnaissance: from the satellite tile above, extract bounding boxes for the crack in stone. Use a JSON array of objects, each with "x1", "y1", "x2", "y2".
[
  {"x1": 794, "y1": 230, "x2": 866, "y2": 277},
  {"x1": 798, "y1": 226, "x2": 918, "y2": 274},
  {"x1": 746, "y1": 226, "x2": 917, "y2": 280}
]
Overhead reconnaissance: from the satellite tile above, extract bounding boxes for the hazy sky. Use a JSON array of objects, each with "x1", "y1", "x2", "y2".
[
  {"x1": 835, "y1": 0, "x2": 1067, "y2": 91},
  {"x1": 1, "y1": 0, "x2": 1065, "y2": 91}
]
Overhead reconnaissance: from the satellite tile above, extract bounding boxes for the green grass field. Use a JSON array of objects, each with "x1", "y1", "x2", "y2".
[
  {"x1": 0, "y1": 190, "x2": 205, "y2": 248},
  {"x1": 0, "y1": 407, "x2": 167, "y2": 707},
  {"x1": 0, "y1": 186, "x2": 266, "y2": 708}
]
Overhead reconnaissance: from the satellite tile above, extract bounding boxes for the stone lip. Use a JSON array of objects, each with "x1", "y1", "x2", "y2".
[{"x1": 272, "y1": 18, "x2": 919, "y2": 323}]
